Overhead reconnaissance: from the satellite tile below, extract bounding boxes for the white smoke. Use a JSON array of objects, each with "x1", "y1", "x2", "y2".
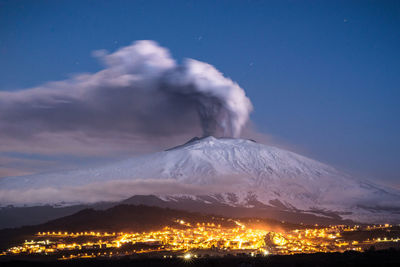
[
  {"x1": 97, "y1": 40, "x2": 253, "y2": 137},
  {"x1": 164, "y1": 58, "x2": 252, "y2": 137},
  {"x1": 0, "y1": 40, "x2": 252, "y2": 148}
]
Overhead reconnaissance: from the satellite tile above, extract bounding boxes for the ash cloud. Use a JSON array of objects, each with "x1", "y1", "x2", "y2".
[
  {"x1": 0, "y1": 178, "x2": 243, "y2": 205},
  {"x1": 0, "y1": 40, "x2": 252, "y2": 153}
]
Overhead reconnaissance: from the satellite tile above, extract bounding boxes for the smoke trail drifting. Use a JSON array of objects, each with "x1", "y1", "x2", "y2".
[
  {"x1": 0, "y1": 41, "x2": 252, "y2": 143},
  {"x1": 163, "y1": 57, "x2": 252, "y2": 137}
]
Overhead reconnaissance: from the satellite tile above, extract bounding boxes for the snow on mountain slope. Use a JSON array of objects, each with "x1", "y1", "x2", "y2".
[{"x1": 1, "y1": 137, "x2": 399, "y2": 223}]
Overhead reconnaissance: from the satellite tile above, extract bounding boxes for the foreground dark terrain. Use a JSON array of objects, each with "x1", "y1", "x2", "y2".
[
  {"x1": 0, "y1": 204, "x2": 300, "y2": 251},
  {"x1": 1, "y1": 204, "x2": 400, "y2": 260},
  {"x1": 1, "y1": 249, "x2": 400, "y2": 267}
]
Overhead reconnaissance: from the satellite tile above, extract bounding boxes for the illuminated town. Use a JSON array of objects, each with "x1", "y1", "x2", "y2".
[{"x1": 1, "y1": 220, "x2": 399, "y2": 260}]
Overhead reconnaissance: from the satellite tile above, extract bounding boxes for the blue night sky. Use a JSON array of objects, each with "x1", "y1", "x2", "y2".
[{"x1": 0, "y1": 0, "x2": 399, "y2": 187}]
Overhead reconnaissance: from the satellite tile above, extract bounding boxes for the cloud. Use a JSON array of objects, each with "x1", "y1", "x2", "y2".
[
  {"x1": 0, "y1": 40, "x2": 251, "y2": 147},
  {"x1": 0, "y1": 41, "x2": 254, "y2": 177},
  {"x1": 0, "y1": 178, "x2": 243, "y2": 205}
]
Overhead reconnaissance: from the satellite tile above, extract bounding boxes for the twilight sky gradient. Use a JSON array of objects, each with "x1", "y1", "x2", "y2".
[{"x1": 0, "y1": 0, "x2": 399, "y2": 187}]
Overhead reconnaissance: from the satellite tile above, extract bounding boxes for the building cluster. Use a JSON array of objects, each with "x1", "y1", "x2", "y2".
[{"x1": 1, "y1": 221, "x2": 399, "y2": 260}]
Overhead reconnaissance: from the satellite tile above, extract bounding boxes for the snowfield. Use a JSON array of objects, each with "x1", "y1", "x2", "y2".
[{"x1": 1, "y1": 137, "x2": 399, "y2": 223}]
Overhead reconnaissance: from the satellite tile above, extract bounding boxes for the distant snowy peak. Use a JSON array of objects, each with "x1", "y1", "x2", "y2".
[
  {"x1": 0, "y1": 136, "x2": 400, "y2": 223},
  {"x1": 156, "y1": 136, "x2": 350, "y2": 187}
]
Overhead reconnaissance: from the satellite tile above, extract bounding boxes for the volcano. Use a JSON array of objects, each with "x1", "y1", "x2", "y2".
[{"x1": 1, "y1": 137, "x2": 400, "y2": 224}]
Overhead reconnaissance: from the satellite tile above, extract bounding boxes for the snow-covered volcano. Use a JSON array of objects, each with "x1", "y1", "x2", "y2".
[{"x1": 1, "y1": 137, "x2": 399, "y2": 223}]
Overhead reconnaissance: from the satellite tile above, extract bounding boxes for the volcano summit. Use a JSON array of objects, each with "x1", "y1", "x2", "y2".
[{"x1": 1, "y1": 137, "x2": 399, "y2": 224}]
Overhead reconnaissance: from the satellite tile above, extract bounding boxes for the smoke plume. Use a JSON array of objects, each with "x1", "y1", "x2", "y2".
[{"x1": 0, "y1": 41, "x2": 252, "y2": 145}]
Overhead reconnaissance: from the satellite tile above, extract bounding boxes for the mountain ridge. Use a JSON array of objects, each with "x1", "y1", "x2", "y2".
[{"x1": 0, "y1": 137, "x2": 399, "y2": 223}]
